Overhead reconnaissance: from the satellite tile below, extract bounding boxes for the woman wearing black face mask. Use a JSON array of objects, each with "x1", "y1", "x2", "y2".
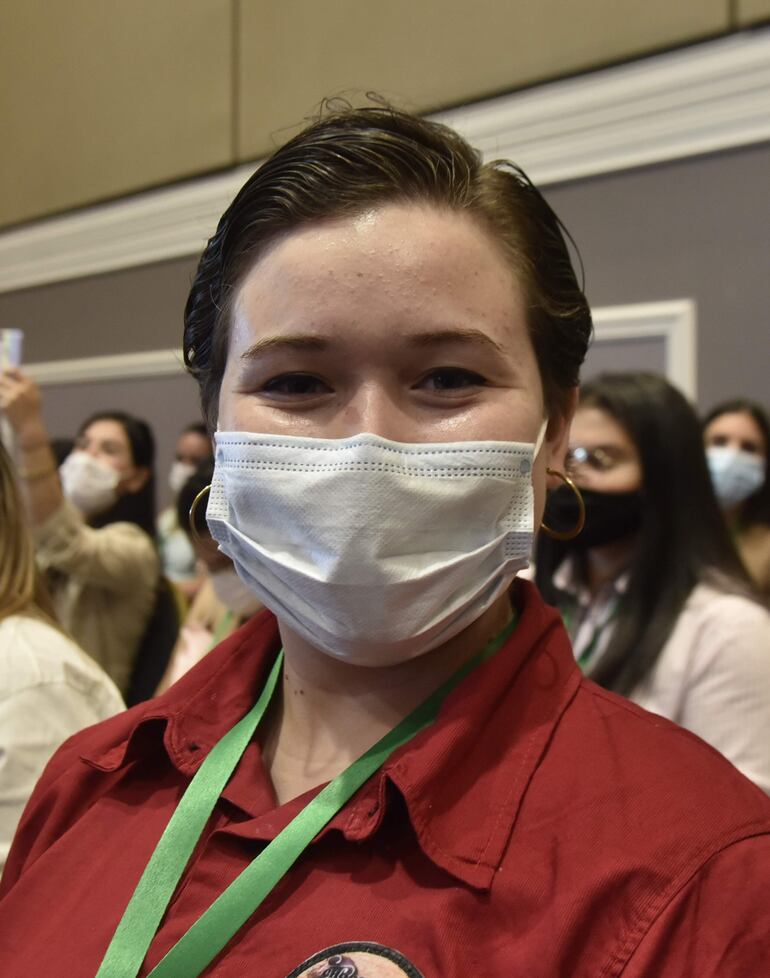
[{"x1": 537, "y1": 372, "x2": 770, "y2": 792}]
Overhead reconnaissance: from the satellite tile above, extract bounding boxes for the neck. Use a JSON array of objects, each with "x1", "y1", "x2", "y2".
[
  {"x1": 584, "y1": 536, "x2": 636, "y2": 597},
  {"x1": 260, "y1": 591, "x2": 514, "y2": 805},
  {"x1": 723, "y1": 503, "x2": 743, "y2": 529}
]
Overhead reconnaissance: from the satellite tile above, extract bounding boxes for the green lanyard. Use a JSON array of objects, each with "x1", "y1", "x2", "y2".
[
  {"x1": 96, "y1": 616, "x2": 517, "y2": 978},
  {"x1": 561, "y1": 599, "x2": 620, "y2": 669}
]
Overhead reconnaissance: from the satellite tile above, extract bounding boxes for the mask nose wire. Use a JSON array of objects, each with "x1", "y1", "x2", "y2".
[{"x1": 533, "y1": 418, "x2": 549, "y2": 461}]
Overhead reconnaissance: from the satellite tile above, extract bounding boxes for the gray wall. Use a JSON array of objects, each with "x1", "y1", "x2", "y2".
[
  {"x1": 0, "y1": 141, "x2": 767, "y2": 513},
  {"x1": 544, "y1": 141, "x2": 770, "y2": 411},
  {"x1": 0, "y1": 257, "x2": 204, "y2": 511}
]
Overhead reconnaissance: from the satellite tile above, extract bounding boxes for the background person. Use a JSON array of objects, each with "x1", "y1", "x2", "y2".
[
  {"x1": 536, "y1": 372, "x2": 770, "y2": 792},
  {"x1": 703, "y1": 399, "x2": 770, "y2": 598},
  {"x1": 157, "y1": 422, "x2": 212, "y2": 602},
  {"x1": 0, "y1": 107, "x2": 768, "y2": 977},
  {"x1": 155, "y1": 458, "x2": 263, "y2": 694},
  {"x1": 0, "y1": 440, "x2": 123, "y2": 874},
  {"x1": 0, "y1": 369, "x2": 160, "y2": 694}
]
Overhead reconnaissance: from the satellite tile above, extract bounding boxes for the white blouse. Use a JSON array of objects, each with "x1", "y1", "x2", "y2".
[
  {"x1": 0, "y1": 614, "x2": 124, "y2": 874},
  {"x1": 554, "y1": 564, "x2": 770, "y2": 794}
]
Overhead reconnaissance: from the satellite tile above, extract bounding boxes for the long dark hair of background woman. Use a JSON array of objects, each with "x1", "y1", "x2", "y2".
[{"x1": 536, "y1": 372, "x2": 752, "y2": 695}]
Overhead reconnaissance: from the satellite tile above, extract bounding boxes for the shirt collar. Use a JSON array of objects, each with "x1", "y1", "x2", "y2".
[
  {"x1": 553, "y1": 556, "x2": 630, "y2": 607},
  {"x1": 80, "y1": 582, "x2": 580, "y2": 891}
]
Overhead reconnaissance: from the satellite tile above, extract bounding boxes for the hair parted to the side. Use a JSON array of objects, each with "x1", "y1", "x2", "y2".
[
  {"x1": 703, "y1": 399, "x2": 770, "y2": 526},
  {"x1": 0, "y1": 441, "x2": 59, "y2": 625},
  {"x1": 184, "y1": 102, "x2": 592, "y2": 429},
  {"x1": 536, "y1": 371, "x2": 754, "y2": 695}
]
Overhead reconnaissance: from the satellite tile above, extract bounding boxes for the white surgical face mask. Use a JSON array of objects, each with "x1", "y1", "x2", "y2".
[
  {"x1": 707, "y1": 446, "x2": 765, "y2": 508},
  {"x1": 59, "y1": 451, "x2": 119, "y2": 517},
  {"x1": 206, "y1": 424, "x2": 547, "y2": 666},
  {"x1": 168, "y1": 460, "x2": 196, "y2": 495},
  {"x1": 210, "y1": 566, "x2": 263, "y2": 619}
]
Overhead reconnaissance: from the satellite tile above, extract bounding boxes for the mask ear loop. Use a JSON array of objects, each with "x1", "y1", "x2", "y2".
[
  {"x1": 541, "y1": 469, "x2": 585, "y2": 541},
  {"x1": 188, "y1": 484, "x2": 211, "y2": 543}
]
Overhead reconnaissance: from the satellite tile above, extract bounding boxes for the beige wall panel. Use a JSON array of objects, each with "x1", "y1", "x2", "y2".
[
  {"x1": 0, "y1": 1, "x2": 233, "y2": 228},
  {"x1": 735, "y1": 0, "x2": 770, "y2": 24},
  {"x1": 236, "y1": 0, "x2": 728, "y2": 159}
]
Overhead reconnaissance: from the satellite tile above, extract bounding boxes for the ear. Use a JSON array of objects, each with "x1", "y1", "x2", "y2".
[
  {"x1": 123, "y1": 465, "x2": 150, "y2": 494},
  {"x1": 544, "y1": 388, "x2": 578, "y2": 487}
]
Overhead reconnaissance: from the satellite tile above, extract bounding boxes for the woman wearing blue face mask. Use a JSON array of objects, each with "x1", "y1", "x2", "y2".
[
  {"x1": 1, "y1": 107, "x2": 769, "y2": 978},
  {"x1": 536, "y1": 373, "x2": 770, "y2": 791},
  {"x1": 704, "y1": 400, "x2": 770, "y2": 598}
]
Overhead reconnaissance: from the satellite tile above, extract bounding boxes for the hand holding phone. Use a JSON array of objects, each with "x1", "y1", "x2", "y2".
[{"x1": 0, "y1": 328, "x2": 23, "y2": 370}]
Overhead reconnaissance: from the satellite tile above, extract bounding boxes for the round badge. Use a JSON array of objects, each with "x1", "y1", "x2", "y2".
[{"x1": 286, "y1": 942, "x2": 424, "y2": 978}]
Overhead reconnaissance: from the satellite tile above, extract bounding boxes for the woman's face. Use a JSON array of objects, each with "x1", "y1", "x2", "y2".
[
  {"x1": 175, "y1": 430, "x2": 211, "y2": 468},
  {"x1": 704, "y1": 411, "x2": 767, "y2": 463},
  {"x1": 568, "y1": 406, "x2": 643, "y2": 493},
  {"x1": 76, "y1": 419, "x2": 148, "y2": 494},
  {"x1": 218, "y1": 203, "x2": 574, "y2": 515}
]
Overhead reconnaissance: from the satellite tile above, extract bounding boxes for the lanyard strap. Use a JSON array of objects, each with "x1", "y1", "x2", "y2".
[
  {"x1": 561, "y1": 599, "x2": 621, "y2": 670},
  {"x1": 96, "y1": 617, "x2": 516, "y2": 978}
]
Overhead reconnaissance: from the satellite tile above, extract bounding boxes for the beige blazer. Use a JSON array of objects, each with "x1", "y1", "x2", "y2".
[{"x1": 34, "y1": 501, "x2": 159, "y2": 694}]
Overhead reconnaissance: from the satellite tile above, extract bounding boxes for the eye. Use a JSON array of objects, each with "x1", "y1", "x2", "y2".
[
  {"x1": 261, "y1": 373, "x2": 332, "y2": 398},
  {"x1": 416, "y1": 367, "x2": 487, "y2": 393}
]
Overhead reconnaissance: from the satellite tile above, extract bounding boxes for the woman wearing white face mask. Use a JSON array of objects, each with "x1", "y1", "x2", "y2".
[
  {"x1": 155, "y1": 459, "x2": 263, "y2": 695},
  {"x1": 704, "y1": 400, "x2": 770, "y2": 599},
  {"x1": 157, "y1": 422, "x2": 212, "y2": 602},
  {"x1": 1, "y1": 107, "x2": 769, "y2": 978},
  {"x1": 0, "y1": 371, "x2": 160, "y2": 694}
]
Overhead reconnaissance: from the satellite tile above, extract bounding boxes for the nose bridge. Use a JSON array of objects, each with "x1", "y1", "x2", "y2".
[{"x1": 346, "y1": 381, "x2": 404, "y2": 441}]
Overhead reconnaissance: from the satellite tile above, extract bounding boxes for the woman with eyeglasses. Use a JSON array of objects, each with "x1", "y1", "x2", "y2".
[{"x1": 536, "y1": 372, "x2": 770, "y2": 792}]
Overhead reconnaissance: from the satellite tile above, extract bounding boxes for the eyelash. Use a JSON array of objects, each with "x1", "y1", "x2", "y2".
[
  {"x1": 260, "y1": 368, "x2": 488, "y2": 398},
  {"x1": 415, "y1": 367, "x2": 487, "y2": 392}
]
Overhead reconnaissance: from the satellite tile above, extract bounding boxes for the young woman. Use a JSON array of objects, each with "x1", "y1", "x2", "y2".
[
  {"x1": 157, "y1": 422, "x2": 212, "y2": 601},
  {"x1": 155, "y1": 458, "x2": 263, "y2": 694},
  {"x1": 0, "y1": 372, "x2": 160, "y2": 693},
  {"x1": 0, "y1": 440, "x2": 123, "y2": 872},
  {"x1": 536, "y1": 372, "x2": 770, "y2": 791},
  {"x1": 703, "y1": 399, "x2": 770, "y2": 597},
  {"x1": 0, "y1": 107, "x2": 768, "y2": 977}
]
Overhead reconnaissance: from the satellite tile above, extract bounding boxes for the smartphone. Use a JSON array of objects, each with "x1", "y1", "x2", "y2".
[{"x1": 0, "y1": 328, "x2": 23, "y2": 369}]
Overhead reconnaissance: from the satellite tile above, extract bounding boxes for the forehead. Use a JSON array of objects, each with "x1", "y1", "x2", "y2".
[
  {"x1": 82, "y1": 419, "x2": 129, "y2": 447},
  {"x1": 706, "y1": 411, "x2": 765, "y2": 449},
  {"x1": 571, "y1": 405, "x2": 635, "y2": 449},
  {"x1": 232, "y1": 203, "x2": 526, "y2": 346}
]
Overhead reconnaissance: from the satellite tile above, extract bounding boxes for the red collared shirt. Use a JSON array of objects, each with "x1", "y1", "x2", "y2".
[{"x1": 1, "y1": 582, "x2": 769, "y2": 977}]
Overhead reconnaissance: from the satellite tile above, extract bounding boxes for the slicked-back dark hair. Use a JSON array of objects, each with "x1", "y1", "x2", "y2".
[
  {"x1": 703, "y1": 399, "x2": 770, "y2": 525},
  {"x1": 184, "y1": 104, "x2": 592, "y2": 428},
  {"x1": 536, "y1": 372, "x2": 753, "y2": 695}
]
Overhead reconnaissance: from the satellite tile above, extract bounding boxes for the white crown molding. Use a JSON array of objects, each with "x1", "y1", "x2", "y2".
[
  {"x1": 0, "y1": 29, "x2": 768, "y2": 294},
  {"x1": 591, "y1": 299, "x2": 697, "y2": 398},
  {"x1": 437, "y1": 30, "x2": 770, "y2": 186},
  {"x1": 27, "y1": 348, "x2": 185, "y2": 386},
  {"x1": 24, "y1": 300, "x2": 697, "y2": 400}
]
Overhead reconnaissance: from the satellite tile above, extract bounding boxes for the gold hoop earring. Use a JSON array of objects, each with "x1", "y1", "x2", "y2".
[
  {"x1": 188, "y1": 484, "x2": 211, "y2": 542},
  {"x1": 540, "y1": 468, "x2": 585, "y2": 541}
]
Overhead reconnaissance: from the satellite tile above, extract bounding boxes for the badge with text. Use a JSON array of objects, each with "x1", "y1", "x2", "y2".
[{"x1": 286, "y1": 942, "x2": 425, "y2": 978}]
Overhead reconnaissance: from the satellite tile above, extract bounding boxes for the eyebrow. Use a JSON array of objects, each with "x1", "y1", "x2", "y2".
[
  {"x1": 407, "y1": 328, "x2": 506, "y2": 355},
  {"x1": 240, "y1": 335, "x2": 331, "y2": 361},
  {"x1": 240, "y1": 328, "x2": 505, "y2": 361}
]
